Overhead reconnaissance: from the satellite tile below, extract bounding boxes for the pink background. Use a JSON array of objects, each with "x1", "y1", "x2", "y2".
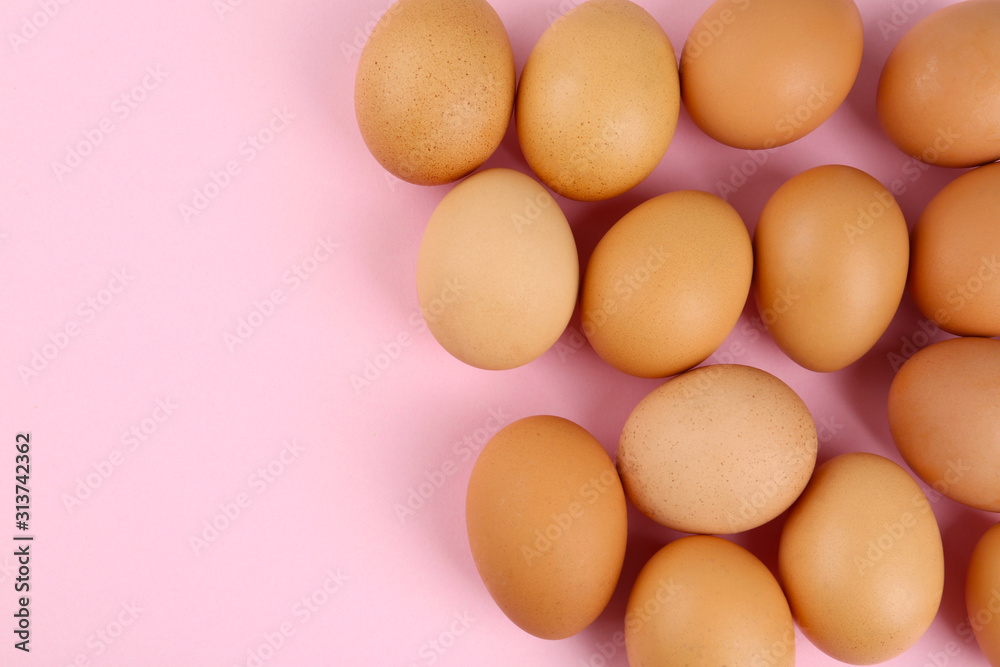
[{"x1": 1, "y1": 0, "x2": 996, "y2": 665}]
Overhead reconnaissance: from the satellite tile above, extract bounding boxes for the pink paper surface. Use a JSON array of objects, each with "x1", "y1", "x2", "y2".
[{"x1": 1, "y1": 0, "x2": 996, "y2": 665}]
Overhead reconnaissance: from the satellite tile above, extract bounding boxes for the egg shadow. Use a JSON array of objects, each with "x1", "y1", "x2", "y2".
[
  {"x1": 843, "y1": 8, "x2": 897, "y2": 141},
  {"x1": 836, "y1": 288, "x2": 959, "y2": 454},
  {"x1": 724, "y1": 160, "x2": 800, "y2": 236},
  {"x1": 936, "y1": 508, "x2": 998, "y2": 642},
  {"x1": 842, "y1": 2, "x2": 974, "y2": 228},
  {"x1": 577, "y1": 505, "x2": 686, "y2": 659},
  {"x1": 733, "y1": 509, "x2": 790, "y2": 583},
  {"x1": 845, "y1": 1, "x2": 953, "y2": 142},
  {"x1": 833, "y1": 339, "x2": 902, "y2": 456}
]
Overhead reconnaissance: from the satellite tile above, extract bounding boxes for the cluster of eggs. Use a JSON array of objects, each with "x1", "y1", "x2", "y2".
[{"x1": 354, "y1": 0, "x2": 1000, "y2": 664}]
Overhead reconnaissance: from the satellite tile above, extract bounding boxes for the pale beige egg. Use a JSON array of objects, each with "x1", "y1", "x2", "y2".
[
  {"x1": 416, "y1": 168, "x2": 578, "y2": 370},
  {"x1": 617, "y1": 364, "x2": 817, "y2": 534}
]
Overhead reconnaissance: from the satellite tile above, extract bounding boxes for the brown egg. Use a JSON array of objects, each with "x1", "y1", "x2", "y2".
[
  {"x1": 516, "y1": 0, "x2": 679, "y2": 201},
  {"x1": 909, "y1": 163, "x2": 1000, "y2": 337},
  {"x1": 416, "y1": 168, "x2": 578, "y2": 370},
  {"x1": 888, "y1": 337, "x2": 1000, "y2": 512},
  {"x1": 877, "y1": 0, "x2": 1000, "y2": 168},
  {"x1": 779, "y1": 452, "x2": 944, "y2": 664},
  {"x1": 465, "y1": 415, "x2": 627, "y2": 640},
  {"x1": 626, "y1": 535, "x2": 795, "y2": 667},
  {"x1": 753, "y1": 165, "x2": 909, "y2": 372},
  {"x1": 967, "y1": 522, "x2": 1000, "y2": 666},
  {"x1": 617, "y1": 364, "x2": 817, "y2": 534},
  {"x1": 354, "y1": 0, "x2": 515, "y2": 185},
  {"x1": 581, "y1": 190, "x2": 752, "y2": 378},
  {"x1": 680, "y1": 0, "x2": 863, "y2": 149}
]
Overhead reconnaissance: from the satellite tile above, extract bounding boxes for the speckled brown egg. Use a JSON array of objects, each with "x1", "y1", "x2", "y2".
[
  {"x1": 416, "y1": 168, "x2": 578, "y2": 370},
  {"x1": 779, "y1": 452, "x2": 944, "y2": 664},
  {"x1": 680, "y1": 0, "x2": 863, "y2": 149},
  {"x1": 354, "y1": 0, "x2": 515, "y2": 185},
  {"x1": 617, "y1": 364, "x2": 817, "y2": 534},
  {"x1": 516, "y1": 0, "x2": 680, "y2": 201},
  {"x1": 888, "y1": 337, "x2": 1000, "y2": 512},
  {"x1": 581, "y1": 190, "x2": 752, "y2": 378},
  {"x1": 626, "y1": 535, "x2": 795, "y2": 667},
  {"x1": 877, "y1": 0, "x2": 1000, "y2": 168},
  {"x1": 753, "y1": 165, "x2": 909, "y2": 372},
  {"x1": 466, "y1": 415, "x2": 627, "y2": 640},
  {"x1": 909, "y1": 163, "x2": 1000, "y2": 337},
  {"x1": 967, "y1": 522, "x2": 1000, "y2": 666}
]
